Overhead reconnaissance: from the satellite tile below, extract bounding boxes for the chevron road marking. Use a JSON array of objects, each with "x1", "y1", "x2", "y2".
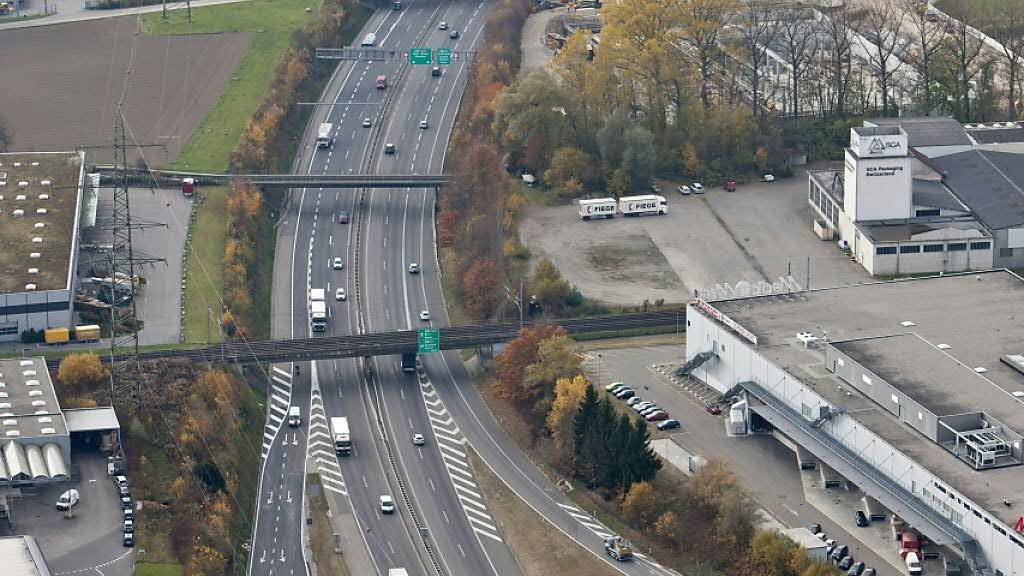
[{"x1": 306, "y1": 389, "x2": 347, "y2": 496}]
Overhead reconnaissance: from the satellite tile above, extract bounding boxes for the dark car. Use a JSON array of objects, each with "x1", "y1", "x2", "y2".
[
  {"x1": 449, "y1": 30, "x2": 459, "y2": 39},
  {"x1": 121, "y1": 496, "x2": 133, "y2": 510},
  {"x1": 855, "y1": 510, "x2": 869, "y2": 527},
  {"x1": 118, "y1": 485, "x2": 130, "y2": 498},
  {"x1": 862, "y1": 568, "x2": 876, "y2": 576},
  {"x1": 123, "y1": 532, "x2": 135, "y2": 547},
  {"x1": 431, "y1": 66, "x2": 441, "y2": 77},
  {"x1": 337, "y1": 211, "x2": 350, "y2": 224},
  {"x1": 614, "y1": 388, "x2": 636, "y2": 400},
  {"x1": 848, "y1": 561, "x2": 866, "y2": 576},
  {"x1": 657, "y1": 419, "x2": 680, "y2": 431},
  {"x1": 831, "y1": 545, "x2": 849, "y2": 562},
  {"x1": 838, "y1": 556, "x2": 855, "y2": 571},
  {"x1": 807, "y1": 523, "x2": 822, "y2": 535}
]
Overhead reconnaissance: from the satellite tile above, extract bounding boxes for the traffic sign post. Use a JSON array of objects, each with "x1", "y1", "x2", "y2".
[
  {"x1": 417, "y1": 328, "x2": 440, "y2": 353},
  {"x1": 409, "y1": 48, "x2": 432, "y2": 64},
  {"x1": 437, "y1": 48, "x2": 451, "y2": 65}
]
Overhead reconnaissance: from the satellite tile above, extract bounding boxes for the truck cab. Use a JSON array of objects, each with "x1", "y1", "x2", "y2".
[
  {"x1": 401, "y1": 352, "x2": 417, "y2": 373},
  {"x1": 288, "y1": 406, "x2": 301, "y2": 427},
  {"x1": 604, "y1": 536, "x2": 633, "y2": 561},
  {"x1": 316, "y1": 123, "x2": 334, "y2": 149}
]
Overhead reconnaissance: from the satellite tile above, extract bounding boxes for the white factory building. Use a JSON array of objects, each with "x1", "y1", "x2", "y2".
[
  {"x1": 681, "y1": 270, "x2": 1024, "y2": 576},
  {"x1": 0, "y1": 152, "x2": 86, "y2": 342},
  {"x1": 808, "y1": 117, "x2": 1024, "y2": 276}
]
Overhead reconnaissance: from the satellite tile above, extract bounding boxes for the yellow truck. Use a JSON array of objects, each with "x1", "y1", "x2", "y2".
[
  {"x1": 44, "y1": 327, "x2": 70, "y2": 345},
  {"x1": 74, "y1": 325, "x2": 101, "y2": 342}
]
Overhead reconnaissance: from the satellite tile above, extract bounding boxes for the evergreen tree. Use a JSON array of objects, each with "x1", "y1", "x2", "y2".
[
  {"x1": 573, "y1": 383, "x2": 601, "y2": 486},
  {"x1": 621, "y1": 415, "x2": 662, "y2": 490}
]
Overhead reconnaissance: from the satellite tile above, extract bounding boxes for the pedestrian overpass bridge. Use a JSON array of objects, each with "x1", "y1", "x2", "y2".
[{"x1": 93, "y1": 167, "x2": 450, "y2": 189}]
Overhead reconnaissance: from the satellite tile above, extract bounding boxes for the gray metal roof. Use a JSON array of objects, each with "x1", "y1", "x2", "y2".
[
  {"x1": 933, "y1": 150, "x2": 1024, "y2": 230},
  {"x1": 912, "y1": 179, "x2": 966, "y2": 211},
  {"x1": 966, "y1": 123, "x2": 1024, "y2": 144},
  {"x1": 1, "y1": 535, "x2": 52, "y2": 576},
  {"x1": 869, "y1": 117, "x2": 972, "y2": 147},
  {"x1": 63, "y1": 407, "x2": 120, "y2": 432}
]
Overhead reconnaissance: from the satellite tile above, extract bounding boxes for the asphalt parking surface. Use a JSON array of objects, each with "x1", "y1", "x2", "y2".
[{"x1": 7, "y1": 446, "x2": 133, "y2": 576}]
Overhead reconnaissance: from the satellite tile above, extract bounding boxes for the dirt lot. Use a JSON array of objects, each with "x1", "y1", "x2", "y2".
[
  {"x1": 519, "y1": 169, "x2": 871, "y2": 306},
  {"x1": 0, "y1": 16, "x2": 249, "y2": 166}
]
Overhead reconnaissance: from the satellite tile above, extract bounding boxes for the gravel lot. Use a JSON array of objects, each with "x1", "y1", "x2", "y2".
[
  {"x1": 0, "y1": 16, "x2": 248, "y2": 166},
  {"x1": 519, "y1": 169, "x2": 871, "y2": 306}
]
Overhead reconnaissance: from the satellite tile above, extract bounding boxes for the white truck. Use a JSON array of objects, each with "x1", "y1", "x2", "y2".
[
  {"x1": 361, "y1": 32, "x2": 377, "y2": 46},
  {"x1": 578, "y1": 198, "x2": 617, "y2": 220},
  {"x1": 619, "y1": 194, "x2": 667, "y2": 216},
  {"x1": 310, "y1": 288, "x2": 327, "y2": 332},
  {"x1": 316, "y1": 123, "x2": 334, "y2": 149},
  {"x1": 388, "y1": 570, "x2": 409, "y2": 576},
  {"x1": 331, "y1": 416, "x2": 352, "y2": 455},
  {"x1": 287, "y1": 406, "x2": 301, "y2": 427}
]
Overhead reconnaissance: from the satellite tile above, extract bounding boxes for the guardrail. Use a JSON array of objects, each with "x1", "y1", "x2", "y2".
[{"x1": 90, "y1": 167, "x2": 450, "y2": 189}]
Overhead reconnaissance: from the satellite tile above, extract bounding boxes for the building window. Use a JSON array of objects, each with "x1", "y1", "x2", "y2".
[
  {"x1": 935, "y1": 483, "x2": 946, "y2": 493},
  {"x1": 900, "y1": 245, "x2": 921, "y2": 254},
  {"x1": 1000, "y1": 247, "x2": 1015, "y2": 257},
  {"x1": 923, "y1": 244, "x2": 944, "y2": 253},
  {"x1": 801, "y1": 403, "x2": 813, "y2": 419},
  {"x1": 916, "y1": 209, "x2": 940, "y2": 217},
  {"x1": 876, "y1": 246, "x2": 898, "y2": 255},
  {"x1": 996, "y1": 526, "x2": 1006, "y2": 535},
  {"x1": 970, "y1": 242, "x2": 991, "y2": 250},
  {"x1": 948, "y1": 243, "x2": 968, "y2": 252},
  {"x1": 973, "y1": 510, "x2": 982, "y2": 518},
  {"x1": 0, "y1": 324, "x2": 17, "y2": 337}
]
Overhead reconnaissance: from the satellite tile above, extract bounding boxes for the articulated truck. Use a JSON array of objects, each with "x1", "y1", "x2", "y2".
[
  {"x1": 331, "y1": 417, "x2": 352, "y2": 455},
  {"x1": 578, "y1": 195, "x2": 667, "y2": 219},
  {"x1": 310, "y1": 289, "x2": 327, "y2": 332},
  {"x1": 316, "y1": 123, "x2": 334, "y2": 149}
]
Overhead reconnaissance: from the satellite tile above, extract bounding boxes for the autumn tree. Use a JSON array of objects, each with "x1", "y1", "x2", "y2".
[
  {"x1": 679, "y1": 0, "x2": 733, "y2": 109},
  {"x1": 733, "y1": 0, "x2": 782, "y2": 116},
  {"x1": 58, "y1": 353, "x2": 107, "y2": 396},
  {"x1": 493, "y1": 325, "x2": 565, "y2": 408},
  {"x1": 546, "y1": 374, "x2": 589, "y2": 463},
  {"x1": 529, "y1": 259, "x2": 573, "y2": 316},
  {"x1": 621, "y1": 480, "x2": 661, "y2": 528},
  {"x1": 655, "y1": 510, "x2": 685, "y2": 550},
  {"x1": 462, "y1": 259, "x2": 504, "y2": 321},
  {"x1": 522, "y1": 335, "x2": 582, "y2": 420},
  {"x1": 748, "y1": 530, "x2": 803, "y2": 576},
  {"x1": 776, "y1": 6, "x2": 818, "y2": 118},
  {"x1": 544, "y1": 147, "x2": 599, "y2": 195},
  {"x1": 817, "y1": 6, "x2": 856, "y2": 117},
  {"x1": 492, "y1": 71, "x2": 574, "y2": 173}
]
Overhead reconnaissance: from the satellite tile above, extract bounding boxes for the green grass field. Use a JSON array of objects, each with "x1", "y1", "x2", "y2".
[
  {"x1": 182, "y1": 187, "x2": 228, "y2": 343},
  {"x1": 135, "y1": 562, "x2": 183, "y2": 576},
  {"x1": 141, "y1": 0, "x2": 319, "y2": 172}
]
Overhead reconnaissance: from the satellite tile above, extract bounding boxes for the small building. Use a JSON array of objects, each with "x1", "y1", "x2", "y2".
[
  {"x1": 780, "y1": 527, "x2": 828, "y2": 562},
  {"x1": 0, "y1": 152, "x2": 86, "y2": 342},
  {"x1": 2, "y1": 535, "x2": 52, "y2": 576}
]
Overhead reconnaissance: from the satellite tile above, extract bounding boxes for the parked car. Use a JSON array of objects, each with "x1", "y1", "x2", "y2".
[
  {"x1": 855, "y1": 510, "x2": 869, "y2": 527},
  {"x1": 848, "y1": 561, "x2": 866, "y2": 576},
  {"x1": 640, "y1": 406, "x2": 662, "y2": 416},
  {"x1": 677, "y1": 185, "x2": 691, "y2": 195},
  {"x1": 862, "y1": 568, "x2": 876, "y2": 576},
  {"x1": 118, "y1": 485, "x2": 130, "y2": 498},
  {"x1": 646, "y1": 411, "x2": 670, "y2": 422},
  {"x1": 56, "y1": 489, "x2": 79, "y2": 511},
  {"x1": 626, "y1": 396, "x2": 644, "y2": 407},
  {"x1": 380, "y1": 495, "x2": 395, "y2": 514},
  {"x1": 614, "y1": 388, "x2": 635, "y2": 400},
  {"x1": 123, "y1": 532, "x2": 135, "y2": 547},
  {"x1": 123, "y1": 519, "x2": 135, "y2": 534},
  {"x1": 831, "y1": 545, "x2": 849, "y2": 563},
  {"x1": 657, "y1": 419, "x2": 680, "y2": 431},
  {"x1": 124, "y1": 508, "x2": 134, "y2": 521},
  {"x1": 722, "y1": 179, "x2": 737, "y2": 192},
  {"x1": 704, "y1": 401, "x2": 722, "y2": 415},
  {"x1": 605, "y1": 382, "x2": 625, "y2": 393},
  {"x1": 807, "y1": 523, "x2": 822, "y2": 535},
  {"x1": 838, "y1": 556, "x2": 854, "y2": 571},
  {"x1": 691, "y1": 182, "x2": 705, "y2": 193},
  {"x1": 115, "y1": 475, "x2": 129, "y2": 488},
  {"x1": 826, "y1": 542, "x2": 837, "y2": 556},
  {"x1": 650, "y1": 183, "x2": 662, "y2": 193},
  {"x1": 121, "y1": 496, "x2": 133, "y2": 510}
]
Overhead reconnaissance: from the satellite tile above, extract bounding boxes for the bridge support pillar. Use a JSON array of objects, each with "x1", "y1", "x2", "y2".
[{"x1": 819, "y1": 462, "x2": 845, "y2": 489}]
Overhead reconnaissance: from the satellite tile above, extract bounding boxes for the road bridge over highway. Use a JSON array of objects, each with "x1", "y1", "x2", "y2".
[{"x1": 92, "y1": 167, "x2": 450, "y2": 189}]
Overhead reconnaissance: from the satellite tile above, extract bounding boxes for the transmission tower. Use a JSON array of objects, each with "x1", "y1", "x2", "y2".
[{"x1": 106, "y1": 115, "x2": 166, "y2": 405}]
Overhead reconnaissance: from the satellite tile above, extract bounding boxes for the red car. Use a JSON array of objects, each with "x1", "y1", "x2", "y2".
[
  {"x1": 645, "y1": 410, "x2": 670, "y2": 422},
  {"x1": 704, "y1": 401, "x2": 722, "y2": 415}
]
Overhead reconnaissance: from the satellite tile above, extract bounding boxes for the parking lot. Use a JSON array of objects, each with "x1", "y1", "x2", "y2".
[
  {"x1": 6, "y1": 445, "x2": 133, "y2": 576},
  {"x1": 519, "y1": 169, "x2": 871, "y2": 306},
  {"x1": 79, "y1": 187, "x2": 191, "y2": 345},
  {"x1": 583, "y1": 344, "x2": 907, "y2": 576}
]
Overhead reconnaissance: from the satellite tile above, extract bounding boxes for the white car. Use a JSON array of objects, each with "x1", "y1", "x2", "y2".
[
  {"x1": 335, "y1": 288, "x2": 346, "y2": 301},
  {"x1": 56, "y1": 489, "x2": 79, "y2": 511},
  {"x1": 412, "y1": 433, "x2": 425, "y2": 446},
  {"x1": 677, "y1": 185, "x2": 691, "y2": 195},
  {"x1": 419, "y1": 119, "x2": 429, "y2": 129},
  {"x1": 419, "y1": 310, "x2": 430, "y2": 321},
  {"x1": 332, "y1": 257, "x2": 344, "y2": 270},
  {"x1": 439, "y1": 21, "x2": 448, "y2": 29},
  {"x1": 362, "y1": 117, "x2": 372, "y2": 128},
  {"x1": 692, "y1": 182, "x2": 705, "y2": 193},
  {"x1": 380, "y1": 495, "x2": 395, "y2": 514},
  {"x1": 408, "y1": 262, "x2": 420, "y2": 274}
]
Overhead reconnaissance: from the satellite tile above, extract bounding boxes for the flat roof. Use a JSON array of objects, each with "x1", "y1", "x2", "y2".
[
  {"x1": 932, "y1": 150, "x2": 1024, "y2": 230},
  {"x1": 0, "y1": 152, "x2": 84, "y2": 292},
  {"x1": 1, "y1": 535, "x2": 51, "y2": 576},
  {"x1": 63, "y1": 407, "x2": 119, "y2": 432},
  {"x1": 705, "y1": 270, "x2": 1024, "y2": 526},
  {"x1": 869, "y1": 117, "x2": 972, "y2": 147},
  {"x1": 966, "y1": 123, "x2": 1024, "y2": 145},
  {"x1": 860, "y1": 221, "x2": 988, "y2": 243},
  {"x1": 0, "y1": 357, "x2": 67, "y2": 438}
]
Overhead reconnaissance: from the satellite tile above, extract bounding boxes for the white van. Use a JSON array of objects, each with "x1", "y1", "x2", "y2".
[
  {"x1": 288, "y1": 406, "x2": 301, "y2": 427},
  {"x1": 56, "y1": 489, "x2": 79, "y2": 511},
  {"x1": 361, "y1": 32, "x2": 377, "y2": 46},
  {"x1": 906, "y1": 552, "x2": 922, "y2": 575}
]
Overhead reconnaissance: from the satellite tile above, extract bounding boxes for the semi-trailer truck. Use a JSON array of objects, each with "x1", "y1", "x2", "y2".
[
  {"x1": 310, "y1": 288, "x2": 327, "y2": 332},
  {"x1": 316, "y1": 123, "x2": 334, "y2": 149},
  {"x1": 330, "y1": 417, "x2": 352, "y2": 455},
  {"x1": 619, "y1": 194, "x2": 667, "y2": 216},
  {"x1": 578, "y1": 198, "x2": 617, "y2": 220}
]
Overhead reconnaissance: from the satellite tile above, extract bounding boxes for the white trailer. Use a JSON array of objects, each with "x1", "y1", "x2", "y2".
[
  {"x1": 310, "y1": 301, "x2": 327, "y2": 332},
  {"x1": 619, "y1": 194, "x2": 667, "y2": 216},
  {"x1": 331, "y1": 417, "x2": 352, "y2": 455},
  {"x1": 316, "y1": 123, "x2": 334, "y2": 149},
  {"x1": 388, "y1": 570, "x2": 410, "y2": 576},
  {"x1": 309, "y1": 288, "x2": 326, "y2": 302},
  {"x1": 578, "y1": 198, "x2": 617, "y2": 220}
]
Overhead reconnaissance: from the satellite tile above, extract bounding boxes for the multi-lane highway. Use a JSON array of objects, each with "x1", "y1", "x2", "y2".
[{"x1": 253, "y1": 1, "x2": 681, "y2": 575}]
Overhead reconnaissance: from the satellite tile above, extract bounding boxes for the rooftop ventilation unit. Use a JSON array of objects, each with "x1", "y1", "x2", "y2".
[
  {"x1": 22, "y1": 370, "x2": 35, "y2": 377},
  {"x1": 975, "y1": 367, "x2": 988, "y2": 373},
  {"x1": 19, "y1": 360, "x2": 32, "y2": 366},
  {"x1": 17, "y1": 181, "x2": 28, "y2": 187},
  {"x1": 31, "y1": 237, "x2": 42, "y2": 243},
  {"x1": 13, "y1": 162, "x2": 21, "y2": 167},
  {"x1": 37, "y1": 416, "x2": 52, "y2": 423},
  {"x1": 41, "y1": 427, "x2": 55, "y2": 434},
  {"x1": 24, "y1": 284, "x2": 36, "y2": 291},
  {"x1": 5, "y1": 431, "x2": 20, "y2": 437},
  {"x1": 2, "y1": 419, "x2": 15, "y2": 426},
  {"x1": 901, "y1": 321, "x2": 916, "y2": 327},
  {"x1": 40, "y1": 181, "x2": 50, "y2": 187},
  {"x1": 0, "y1": 403, "x2": 9, "y2": 410},
  {"x1": 33, "y1": 222, "x2": 44, "y2": 229},
  {"x1": 15, "y1": 194, "x2": 25, "y2": 201},
  {"x1": 29, "y1": 253, "x2": 40, "y2": 259},
  {"x1": 12, "y1": 209, "x2": 23, "y2": 217},
  {"x1": 937, "y1": 344, "x2": 951, "y2": 350},
  {"x1": 25, "y1": 380, "x2": 39, "y2": 386},
  {"x1": 27, "y1": 390, "x2": 41, "y2": 397},
  {"x1": 31, "y1": 162, "x2": 39, "y2": 166},
  {"x1": 35, "y1": 208, "x2": 46, "y2": 214},
  {"x1": 38, "y1": 194, "x2": 49, "y2": 200},
  {"x1": 27, "y1": 268, "x2": 37, "y2": 275},
  {"x1": 30, "y1": 400, "x2": 45, "y2": 407}
]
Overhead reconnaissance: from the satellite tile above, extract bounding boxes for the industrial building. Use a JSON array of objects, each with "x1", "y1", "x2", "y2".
[
  {"x1": 3, "y1": 535, "x2": 53, "y2": 576},
  {"x1": 808, "y1": 118, "x2": 1024, "y2": 276},
  {"x1": 0, "y1": 152, "x2": 86, "y2": 342},
  {"x1": 682, "y1": 270, "x2": 1024, "y2": 576}
]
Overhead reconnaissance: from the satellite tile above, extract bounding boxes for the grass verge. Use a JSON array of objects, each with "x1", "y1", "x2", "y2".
[
  {"x1": 140, "y1": 0, "x2": 319, "y2": 172},
  {"x1": 470, "y1": 449, "x2": 619, "y2": 576},
  {"x1": 307, "y1": 476, "x2": 353, "y2": 576},
  {"x1": 182, "y1": 187, "x2": 228, "y2": 344},
  {"x1": 135, "y1": 563, "x2": 184, "y2": 576}
]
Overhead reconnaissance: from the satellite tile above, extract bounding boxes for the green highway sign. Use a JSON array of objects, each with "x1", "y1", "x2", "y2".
[
  {"x1": 417, "y1": 328, "x2": 440, "y2": 353},
  {"x1": 409, "y1": 48, "x2": 432, "y2": 64},
  {"x1": 437, "y1": 48, "x2": 451, "y2": 65}
]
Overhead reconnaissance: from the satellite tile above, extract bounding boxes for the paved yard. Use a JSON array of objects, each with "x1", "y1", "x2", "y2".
[{"x1": 519, "y1": 169, "x2": 870, "y2": 306}]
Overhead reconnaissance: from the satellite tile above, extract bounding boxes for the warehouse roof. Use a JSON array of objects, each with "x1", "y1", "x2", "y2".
[
  {"x1": 63, "y1": 407, "x2": 120, "y2": 433},
  {"x1": 701, "y1": 270, "x2": 1024, "y2": 527},
  {"x1": 0, "y1": 152, "x2": 85, "y2": 293},
  {"x1": 1, "y1": 535, "x2": 52, "y2": 576},
  {"x1": 0, "y1": 357, "x2": 67, "y2": 437},
  {"x1": 965, "y1": 123, "x2": 1024, "y2": 145},
  {"x1": 869, "y1": 116, "x2": 972, "y2": 147},
  {"x1": 932, "y1": 150, "x2": 1024, "y2": 230}
]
